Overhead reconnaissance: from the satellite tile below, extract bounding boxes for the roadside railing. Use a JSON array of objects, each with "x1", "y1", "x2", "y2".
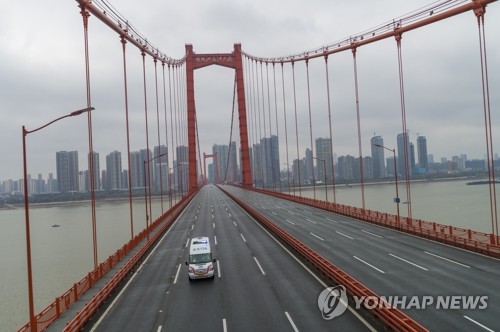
[
  {"x1": 18, "y1": 190, "x2": 198, "y2": 332},
  {"x1": 221, "y1": 186, "x2": 428, "y2": 332}
]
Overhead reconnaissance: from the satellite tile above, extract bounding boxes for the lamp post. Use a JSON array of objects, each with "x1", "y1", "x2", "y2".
[
  {"x1": 313, "y1": 157, "x2": 328, "y2": 202},
  {"x1": 374, "y1": 143, "x2": 400, "y2": 226},
  {"x1": 143, "y1": 152, "x2": 169, "y2": 225},
  {"x1": 22, "y1": 107, "x2": 94, "y2": 331}
]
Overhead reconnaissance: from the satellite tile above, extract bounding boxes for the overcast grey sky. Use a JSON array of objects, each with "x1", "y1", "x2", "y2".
[{"x1": 0, "y1": 0, "x2": 499, "y2": 181}]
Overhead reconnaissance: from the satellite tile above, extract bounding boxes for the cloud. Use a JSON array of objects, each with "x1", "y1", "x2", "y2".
[{"x1": 0, "y1": 0, "x2": 499, "y2": 181}]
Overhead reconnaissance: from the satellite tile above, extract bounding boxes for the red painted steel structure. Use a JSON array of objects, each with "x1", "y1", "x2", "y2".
[
  {"x1": 185, "y1": 44, "x2": 252, "y2": 189},
  {"x1": 203, "y1": 152, "x2": 219, "y2": 184},
  {"x1": 17, "y1": 1, "x2": 499, "y2": 330}
]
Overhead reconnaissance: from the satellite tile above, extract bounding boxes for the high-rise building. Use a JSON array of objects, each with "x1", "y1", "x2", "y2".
[
  {"x1": 397, "y1": 133, "x2": 412, "y2": 179},
  {"x1": 106, "y1": 151, "x2": 122, "y2": 191},
  {"x1": 130, "y1": 149, "x2": 152, "y2": 189},
  {"x1": 260, "y1": 136, "x2": 280, "y2": 188},
  {"x1": 417, "y1": 135, "x2": 428, "y2": 173},
  {"x1": 252, "y1": 143, "x2": 263, "y2": 187},
  {"x1": 371, "y1": 136, "x2": 386, "y2": 178},
  {"x1": 227, "y1": 141, "x2": 239, "y2": 183},
  {"x1": 88, "y1": 151, "x2": 101, "y2": 191},
  {"x1": 212, "y1": 144, "x2": 228, "y2": 184},
  {"x1": 56, "y1": 151, "x2": 79, "y2": 192},
  {"x1": 305, "y1": 148, "x2": 314, "y2": 184},
  {"x1": 315, "y1": 138, "x2": 333, "y2": 183},
  {"x1": 154, "y1": 145, "x2": 169, "y2": 192},
  {"x1": 176, "y1": 145, "x2": 189, "y2": 192},
  {"x1": 338, "y1": 155, "x2": 356, "y2": 181}
]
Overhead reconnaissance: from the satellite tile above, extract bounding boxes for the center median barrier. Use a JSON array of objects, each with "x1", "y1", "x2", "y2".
[{"x1": 220, "y1": 186, "x2": 428, "y2": 332}]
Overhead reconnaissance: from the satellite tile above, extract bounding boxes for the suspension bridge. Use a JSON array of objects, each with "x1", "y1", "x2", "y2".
[{"x1": 14, "y1": 0, "x2": 500, "y2": 331}]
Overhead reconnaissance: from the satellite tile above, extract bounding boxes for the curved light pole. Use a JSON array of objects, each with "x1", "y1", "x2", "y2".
[
  {"x1": 143, "y1": 151, "x2": 169, "y2": 226},
  {"x1": 374, "y1": 143, "x2": 400, "y2": 227},
  {"x1": 22, "y1": 107, "x2": 94, "y2": 331},
  {"x1": 313, "y1": 157, "x2": 328, "y2": 202}
]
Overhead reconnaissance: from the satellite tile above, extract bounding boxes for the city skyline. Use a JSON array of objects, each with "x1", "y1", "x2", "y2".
[
  {"x1": 2, "y1": 133, "x2": 496, "y2": 195},
  {"x1": 0, "y1": 1, "x2": 498, "y2": 183}
]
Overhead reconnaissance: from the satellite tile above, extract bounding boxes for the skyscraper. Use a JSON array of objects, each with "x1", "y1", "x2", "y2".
[
  {"x1": 371, "y1": 136, "x2": 386, "y2": 179},
  {"x1": 176, "y1": 145, "x2": 189, "y2": 191},
  {"x1": 397, "y1": 133, "x2": 412, "y2": 179},
  {"x1": 154, "y1": 145, "x2": 168, "y2": 192},
  {"x1": 106, "y1": 151, "x2": 122, "y2": 191},
  {"x1": 227, "y1": 141, "x2": 239, "y2": 183},
  {"x1": 88, "y1": 151, "x2": 101, "y2": 191},
  {"x1": 315, "y1": 137, "x2": 333, "y2": 183},
  {"x1": 417, "y1": 135, "x2": 428, "y2": 172},
  {"x1": 260, "y1": 136, "x2": 280, "y2": 188},
  {"x1": 56, "y1": 151, "x2": 79, "y2": 192},
  {"x1": 305, "y1": 148, "x2": 314, "y2": 184}
]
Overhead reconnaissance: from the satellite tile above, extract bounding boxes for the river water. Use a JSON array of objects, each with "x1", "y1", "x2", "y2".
[{"x1": 1, "y1": 179, "x2": 497, "y2": 330}]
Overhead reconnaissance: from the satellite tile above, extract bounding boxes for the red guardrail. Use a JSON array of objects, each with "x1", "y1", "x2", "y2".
[
  {"x1": 18, "y1": 190, "x2": 198, "y2": 332},
  {"x1": 249, "y1": 187, "x2": 500, "y2": 258},
  {"x1": 221, "y1": 186, "x2": 428, "y2": 332}
]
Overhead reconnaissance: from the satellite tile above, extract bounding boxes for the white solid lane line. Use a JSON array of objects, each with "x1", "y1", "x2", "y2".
[
  {"x1": 424, "y1": 251, "x2": 471, "y2": 268},
  {"x1": 361, "y1": 229, "x2": 383, "y2": 239},
  {"x1": 309, "y1": 232, "x2": 325, "y2": 241},
  {"x1": 463, "y1": 315, "x2": 494, "y2": 332},
  {"x1": 306, "y1": 218, "x2": 318, "y2": 224},
  {"x1": 353, "y1": 256, "x2": 385, "y2": 274},
  {"x1": 336, "y1": 231, "x2": 354, "y2": 240},
  {"x1": 286, "y1": 219, "x2": 295, "y2": 225},
  {"x1": 389, "y1": 253, "x2": 428, "y2": 271},
  {"x1": 173, "y1": 264, "x2": 182, "y2": 284},
  {"x1": 285, "y1": 312, "x2": 299, "y2": 332},
  {"x1": 254, "y1": 257, "x2": 266, "y2": 275}
]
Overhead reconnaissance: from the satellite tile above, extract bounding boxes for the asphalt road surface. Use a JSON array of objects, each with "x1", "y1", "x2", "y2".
[{"x1": 85, "y1": 185, "x2": 379, "y2": 332}]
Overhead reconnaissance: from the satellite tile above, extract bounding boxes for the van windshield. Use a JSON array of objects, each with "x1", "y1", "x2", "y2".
[{"x1": 189, "y1": 253, "x2": 212, "y2": 264}]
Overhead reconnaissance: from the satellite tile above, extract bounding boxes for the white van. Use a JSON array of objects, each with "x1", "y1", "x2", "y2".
[{"x1": 186, "y1": 237, "x2": 216, "y2": 280}]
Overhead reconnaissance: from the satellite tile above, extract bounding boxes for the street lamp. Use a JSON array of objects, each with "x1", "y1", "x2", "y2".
[
  {"x1": 313, "y1": 157, "x2": 328, "y2": 202},
  {"x1": 22, "y1": 107, "x2": 94, "y2": 331},
  {"x1": 374, "y1": 143, "x2": 400, "y2": 227},
  {"x1": 143, "y1": 151, "x2": 169, "y2": 226}
]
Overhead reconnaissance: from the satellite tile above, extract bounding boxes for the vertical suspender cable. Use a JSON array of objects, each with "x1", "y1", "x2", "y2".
[
  {"x1": 161, "y1": 62, "x2": 171, "y2": 211},
  {"x1": 244, "y1": 57, "x2": 253, "y2": 185},
  {"x1": 259, "y1": 61, "x2": 268, "y2": 188},
  {"x1": 168, "y1": 65, "x2": 176, "y2": 206},
  {"x1": 305, "y1": 59, "x2": 316, "y2": 199},
  {"x1": 121, "y1": 36, "x2": 134, "y2": 238},
  {"x1": 266, "y1": 63, "x2": 277, "y2": 190},
  {"x1": 141, "y1": 50, "x2": 152, "y2": 230},
  {"x1": 324, "y1": 55, "x2": 336, "y2": 203},
  {"x1": 251, "y1": 60, "x2": 260, "y2": 187},
  {"x1": 272, "y1": 63, "x2": 282, "y2": 192},
  {"x1": 172, "y1": 66, "x2": 179, "y2": 196},
  {"x1": 352, "y1": 47, "x2": 366, "y2": 210},
  {"x1": 281, "y1": 62, "x2": 292, "y2": 195},
  {"x1": 153, "y1": 58, "x2": 164, "y2": 213},
  {"x1": 291, "y1": 61, "x2": 302, "y2": 195},
  {"x1": 255, "y1": 61, "x2": 264, "y2": 187},
  {"x1": 80, "y1": 4, "x2": 98, "y2": 268},
  {"x1": 395, "y1": 34, "x2": 412, "y2": 219},
  {"x1": 475, "y1": 9, "x2": 498, "y2": 244}
]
